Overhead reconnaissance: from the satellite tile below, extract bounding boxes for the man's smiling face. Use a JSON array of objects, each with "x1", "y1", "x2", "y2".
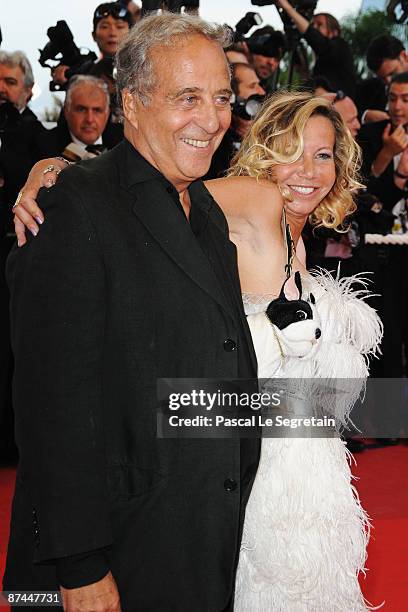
[{"x1": 123, "y1": 34, "x2": 232, "y2": 192}]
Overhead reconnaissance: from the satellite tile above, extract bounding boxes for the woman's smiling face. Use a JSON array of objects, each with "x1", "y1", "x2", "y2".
[{"x1": 273, "y1": 115, "x2": 336, "y2": 221}]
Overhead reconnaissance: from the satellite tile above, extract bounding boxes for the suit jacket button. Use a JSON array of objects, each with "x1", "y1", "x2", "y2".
[
  {"x1": 224, "y1": 478, "x2": 237, "y2": 492},
  {"x1": 223, "y1": 339, "x2": 237, "y2": 352}
]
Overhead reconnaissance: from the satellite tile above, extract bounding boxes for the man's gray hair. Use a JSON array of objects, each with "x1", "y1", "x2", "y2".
[
  {"x1": 116, "y1": 12, "x2": 232, "y2": 106},
  {"x1": 0, "y1": 50, "x2": 34, "y2": 88},
  {"x1": 65, "y1": 75, "x2": 110, "y2": 110}
]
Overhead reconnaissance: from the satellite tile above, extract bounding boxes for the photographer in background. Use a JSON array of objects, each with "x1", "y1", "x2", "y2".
[
  {"x1": 368, "y1": 35, "x2": 408, "y2": 87},
  {"x1": 328, "y1": 90, "x2": 361, "y2": 138},
  {"x1": 230, "y1": 62, "x2": 265, "y2": 143},
  {"x1": 247, "y1": 28, "x2": 285, "y2": 93},
  {"x1": 233, "y1": 62, "x2": 266, "y2": 100},
  {"x1": 206, "y1": 62, "x2": 265, "y2": 178},
  {"x1": 52, "y1": 2, "x2": 132, "y2": 111},
  {"x1": 356, "y1": 35, "x2": 408, "y2": 122},
  {"x1": 358, "y1": 73, "x2": 408, "y2": 378},
  {"x1": 275, "y1": 0, "x2": 357, "y2": 98}
]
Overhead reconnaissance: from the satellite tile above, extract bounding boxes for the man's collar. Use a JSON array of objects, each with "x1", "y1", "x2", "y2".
[
  {"x1": 120, "y1": 138, "x2": 212, "y2": 212},
  {"x1": 122, "y1": 137, "x2": 174, "y2": 186},
  {"x1": 70, "y1": 131, "x2": 103, "y2": 149}
]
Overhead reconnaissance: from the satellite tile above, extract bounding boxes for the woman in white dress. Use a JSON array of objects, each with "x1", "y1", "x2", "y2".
[
  {"x1": 206, "y1": 91, "x2": 383, "y2": 611},
  {"x1": 13, "y1": 91, "x2": 382, "y2": 611}
]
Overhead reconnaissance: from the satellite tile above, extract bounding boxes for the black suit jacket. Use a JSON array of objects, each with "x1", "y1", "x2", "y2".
[
  {"x1": 39, "y1": 119, "x2": 123, "y2": 158},
  {"x1": 355, "y1": 77, "x2": 387, "y2": 117},
  {"x1": 358, "y1": 119, "x2": 407, "y2": 211},
  {"x1": 0, "y1": 106, "x2": 46, "y2": 236},
  {"x1": 303, "y1": 26, "x2": 357, "y2": 99},
  {"x1": 4, "y1": 139, "x2": 259, "y2": 611}
]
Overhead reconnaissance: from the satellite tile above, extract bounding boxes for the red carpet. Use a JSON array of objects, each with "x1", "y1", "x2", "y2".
[
  {"x1": 1, "y1": 446, "x2": 407, "y2": 608},
  {"x1": 354, "y1": 444, "x2": 408, "y2": 610},
  {"x1": 0, "y1": 467, "x2": 14, "y2": 609}
]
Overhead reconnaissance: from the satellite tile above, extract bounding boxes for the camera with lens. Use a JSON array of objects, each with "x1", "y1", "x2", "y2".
[
  {"x1": 38, "y1": 20, "x2": 97, "y2": 91},
  {"x1": 251, "y1": 0, "x2": 317, "y2": 35},
  {"x1": 251, "y1": 0, "x2": 316, "y2": 19},
  {"x1": 386, "y1": 0, "x2": 408, "y2": 24},
  {"x1": 141, "y1": 0, "x2": 199, "y2": 13},
  {"x1": 232, "y1": 94, "x2": 265, "y2": 121},
  {"x1": 229, "y1": 12, "x2": 286, "y2": 65},
  {"x1": 233, "y1": 12, "x2": 263, "y2": 42},
  {"x1": 246, "y1": 30, "x2": 286, "y2": 58},
  {"x1": 252, "y1": 0, "x2": 317, "y2": 85}
]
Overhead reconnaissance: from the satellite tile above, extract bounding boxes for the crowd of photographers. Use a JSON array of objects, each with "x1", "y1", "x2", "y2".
[{"x1": 0, "y1": 0, "x2": 408, "y2": 459}]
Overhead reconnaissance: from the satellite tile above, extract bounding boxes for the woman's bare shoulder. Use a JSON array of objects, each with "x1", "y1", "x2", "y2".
[{"x1": 204, "y1": 176, "x2": 283, "y2": 220}]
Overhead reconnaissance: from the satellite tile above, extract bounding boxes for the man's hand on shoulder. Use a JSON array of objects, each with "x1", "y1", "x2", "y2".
[{"x1": 61, "y1": 572, "x2": 121, "y2": 612}]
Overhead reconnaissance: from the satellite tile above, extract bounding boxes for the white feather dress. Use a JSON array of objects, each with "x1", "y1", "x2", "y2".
[{"x1": 235, "y1": 270, "x2": 383, "y2": 612}]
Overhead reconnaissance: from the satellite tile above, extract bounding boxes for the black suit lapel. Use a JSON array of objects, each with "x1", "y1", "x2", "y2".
[
  {"x1": 117, "y1": 140, "x2": 235, "y2": 321},
  {"x1": 129, "y1": 180, "x2": 235, "y2": 321}
]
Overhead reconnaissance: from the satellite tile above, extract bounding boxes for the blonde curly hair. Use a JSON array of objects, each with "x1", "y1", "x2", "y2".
[{"x1": 228, "y1": 90, "x2": 364, "y2": 229}]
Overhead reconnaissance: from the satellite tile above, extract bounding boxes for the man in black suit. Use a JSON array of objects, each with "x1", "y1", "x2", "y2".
[
  {"x1": 4, "y1": 13, "x2": 259, "y2": 612},
  {"x1": 0, "y1": 51, "x2": 45, "y2": 463},
  {"x1": 358, "y1": 72, "x2": 408, "y2": 378},
  {"x1": 0, "y1": 50, "x2": 46, "y2": 236},
  {"x1": 40, "y1": 75, "x2": 122, "y2": 161},
  {"x1": 356, "y1": 35, "x2": 408, "y2": 124}
]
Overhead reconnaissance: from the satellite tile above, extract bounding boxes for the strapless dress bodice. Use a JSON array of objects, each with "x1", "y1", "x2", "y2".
[{"x1": 241, "y1": 292, "x2": 277, "y2": 316}]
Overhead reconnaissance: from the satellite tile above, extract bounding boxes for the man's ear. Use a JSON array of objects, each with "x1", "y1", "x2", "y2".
[
  {"x1": 25, "y1": 85, "x2": 33, "y2": 104},
  {"x1": 400, "y1": 50, "x2": 408, "y2": 65},
  {"x1": 92, "y1": 30, "x2": 96, "y2": 43},
  {"x1": 122, "y1": 89, "x2": 139, "y2": 129}
]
